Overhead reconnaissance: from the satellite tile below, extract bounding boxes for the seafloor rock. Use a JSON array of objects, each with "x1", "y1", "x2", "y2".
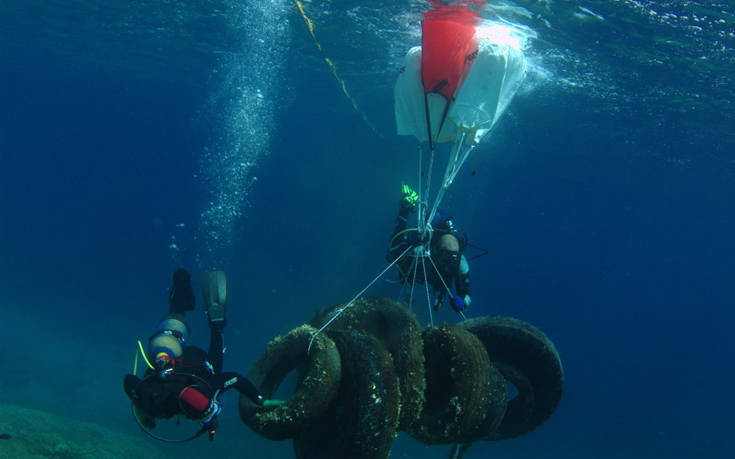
[
  {"x1": 0, "y1": 403, "x2": 165, "y2": 458},
  {"x1": 310, "y1": 296, "x2": 425, "y2": 430}
]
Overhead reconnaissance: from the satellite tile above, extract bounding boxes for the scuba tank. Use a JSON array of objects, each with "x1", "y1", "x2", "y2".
[{"x1": 148, "y1": 314, "x2": 190, "y2": 368}]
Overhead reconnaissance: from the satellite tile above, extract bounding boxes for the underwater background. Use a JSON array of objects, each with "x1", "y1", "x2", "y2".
[{"x1": 1, "y1": 0, "x2": 733, "y2": 457}]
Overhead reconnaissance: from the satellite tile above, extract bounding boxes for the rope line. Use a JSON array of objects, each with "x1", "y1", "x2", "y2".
[
  {"x1": 421, "y1": 252, "x2": 434, "y2": 326},
  {"x1": 408, "y1": 253, "x2": 419, "y2": 313},
  {"x1": 308, "y1": 244, "x2": 413, "y2": 352},
  {"x1": 293, "y1": 0, "x2": 379, "y2": 136},
  {"x1": 427, "y1": 254, "x2": 467, "y2": 320}
]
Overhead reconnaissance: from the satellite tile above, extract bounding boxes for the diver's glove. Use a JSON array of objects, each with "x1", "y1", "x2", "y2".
[
  {"x1": 433, "y1": 294, "x2": 444, "y2": 311},
  {"x1": 450, "y1": 294, "x2": 468, "y2": 313},
  {"x1": 400, "y1": 183, "x2": 418, "y2": 214}
]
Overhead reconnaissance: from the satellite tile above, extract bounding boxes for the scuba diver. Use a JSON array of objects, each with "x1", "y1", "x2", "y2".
[
  {"x1": 387, "y1": 184, "x2": 472, "y2": 313},
  {"x1": 123, "y1": 269, "x2": 274, "y2": 442}
]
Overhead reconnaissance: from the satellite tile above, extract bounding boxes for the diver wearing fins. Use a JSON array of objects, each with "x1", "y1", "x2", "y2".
[
  {"x1": 387, "y1": 184, "x2": 472, "y2": 313},
  {"x1": 123, "y1": 269, "x2": 277, "y2": 442}
]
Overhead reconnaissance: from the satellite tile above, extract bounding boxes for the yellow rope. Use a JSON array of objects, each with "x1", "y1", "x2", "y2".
[
  {"x1": 137, "y1": 339, "x2": 155, "y2": 371},
  {"x1": 133, "y1": 346, "x2": 138, "y2": 376},
  {"x1": 389, "y1": 227, "x2": 419, "y2": 251},
  {"x1": 293, "y1": 0, "x2": 380, "y2": 136}
]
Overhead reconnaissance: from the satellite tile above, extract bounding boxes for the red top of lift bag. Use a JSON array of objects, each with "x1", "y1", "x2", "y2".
[{"x1": 421, "y1": 1, "x2": 485, "y2": 100}]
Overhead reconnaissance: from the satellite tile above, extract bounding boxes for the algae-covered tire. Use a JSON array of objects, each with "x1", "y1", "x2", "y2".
[
  {"x1": 239, "y1": 325, "x2": 341, "y2": 440},
  {"x1": 310, "y1": 296, "x2": 425, "y2": 430},
  {"x1": 465, "y1": 361, "x2": 507, "y2": 442},
  {"x1": 409, "y1": 324, "x2": 506, "y2": 445},
  {"x1": 293, "y1": 330, "x2": 400, "y2": 459},
  {"x1": 458, "y1": 316, "x2": 563, "y2": 440}
]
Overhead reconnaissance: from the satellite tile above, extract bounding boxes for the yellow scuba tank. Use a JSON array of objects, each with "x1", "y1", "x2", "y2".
[{"x1": 148, "y1": 314, "x2": 190, "y2": 366}]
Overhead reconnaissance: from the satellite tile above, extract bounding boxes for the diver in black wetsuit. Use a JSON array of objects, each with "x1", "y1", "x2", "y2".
[
  {"x1": 123, "y1": 269, "x2": 265, "y2": 441},
  {"x1": 386, "y1": 185, "x2": 472, "y2": 313}
]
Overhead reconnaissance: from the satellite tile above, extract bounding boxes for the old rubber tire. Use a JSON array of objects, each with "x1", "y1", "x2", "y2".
[
  {"x1": 458, "y1": 316, "x2": 563, "y2": 440},
  {"x1": 310, "y1": 296, "x2": 425, "y2": 430},
  {"x1": 293, "y1": 330, "x2": 400, "y2": 459},
  {"x1": 408, "y1": 324, "x2": 506, "y2": 445},
  {"x1": 239, "y1": 325, "x2": 341, "y2": 440}
]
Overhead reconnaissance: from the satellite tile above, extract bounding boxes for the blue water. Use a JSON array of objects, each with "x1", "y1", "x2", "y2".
[{"x1": 1, "y1": 0, "x2": 733, "y2": 458}]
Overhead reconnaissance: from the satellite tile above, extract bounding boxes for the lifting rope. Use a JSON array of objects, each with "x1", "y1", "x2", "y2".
[{"x1": 293, "y1": 0, "x2": 380, "y2": 136}]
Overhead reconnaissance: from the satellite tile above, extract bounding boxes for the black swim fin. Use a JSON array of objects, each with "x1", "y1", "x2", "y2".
[
  {"x1": 200, "y1": 271, "x2": 227, "y2": 327},
  {"x1": 169, "y1": 269, "x2": 195, "y2": 314}
]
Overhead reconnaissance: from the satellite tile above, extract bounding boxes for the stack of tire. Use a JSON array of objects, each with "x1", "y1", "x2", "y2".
[{"x1": 239, "y1": 297, "x2": 563, "y2": 459}]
